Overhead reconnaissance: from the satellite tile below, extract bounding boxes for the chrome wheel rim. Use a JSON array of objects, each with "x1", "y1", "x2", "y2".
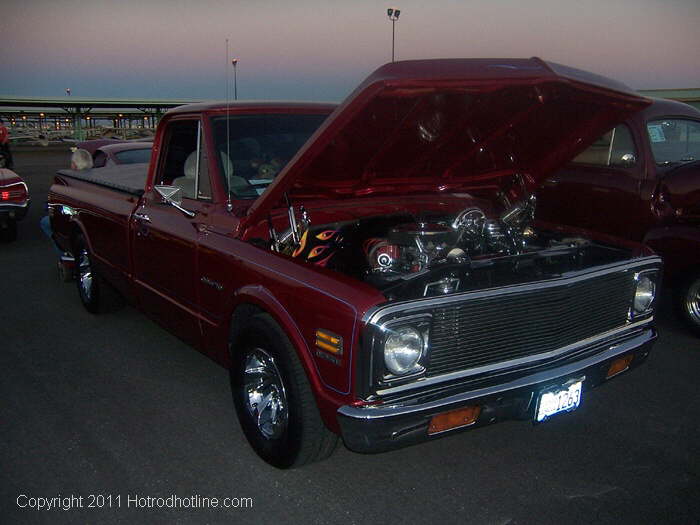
[
  {"x1": 686, "y1": 279, "x2": 700, "y2": 325},
  {"x1": 78, "y1": 248, "x2": 93, "y2": 301},
  {"x1": 243, "y1": 348, "x2": 288, "y2": 440}
]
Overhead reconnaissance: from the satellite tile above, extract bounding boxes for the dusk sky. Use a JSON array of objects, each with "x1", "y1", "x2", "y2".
[{"x1": 4, "y1": 0, "x2": 700, "y2": 102}]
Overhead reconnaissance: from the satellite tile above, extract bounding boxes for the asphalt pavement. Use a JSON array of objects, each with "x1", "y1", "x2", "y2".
[{"x1": 1, "y1": 147, "x2": 699, "y2": 524}]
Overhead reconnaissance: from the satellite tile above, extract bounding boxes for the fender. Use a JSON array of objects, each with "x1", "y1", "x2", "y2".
[
  {"x1": 643, "y1": 225, "x2": 700, "y2": 283},
  {"x1": 227, "y1": 285, "x2": 349, "y2": 432}
]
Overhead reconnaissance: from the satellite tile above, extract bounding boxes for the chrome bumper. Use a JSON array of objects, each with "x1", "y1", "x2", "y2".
[{"x1": 337, "y1": 326, "x2": 656, "y2": 453}]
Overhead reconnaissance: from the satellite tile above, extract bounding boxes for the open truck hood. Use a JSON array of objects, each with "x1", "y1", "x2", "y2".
[{"x1": 244, "y1": 58, "x2": 650, "y2": 227}]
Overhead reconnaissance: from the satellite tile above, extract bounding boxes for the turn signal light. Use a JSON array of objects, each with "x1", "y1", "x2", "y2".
[
  {"x1": 606, "y1": 355, "x2": 634, "y2": 379},
  {"x1": 315, "y1": 329, "x2": 343, "y2": 355},
  {"x1": 428, "y1": 405, "x2": 481, "y2": 435}
]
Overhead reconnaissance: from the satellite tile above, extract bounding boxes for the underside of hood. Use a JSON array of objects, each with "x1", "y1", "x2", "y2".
[{"x1": 244, "y1": 58, "x2": 650, "y2": 227}]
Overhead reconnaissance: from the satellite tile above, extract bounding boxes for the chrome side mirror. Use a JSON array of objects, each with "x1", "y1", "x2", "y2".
[{"x1": 154, "y1": 185, "x2": 195, "y2": 218}]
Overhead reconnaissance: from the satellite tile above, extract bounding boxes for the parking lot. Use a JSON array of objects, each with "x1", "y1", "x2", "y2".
[{"x1": 2, "y1": 147, "x2": 698, "y2": 524}]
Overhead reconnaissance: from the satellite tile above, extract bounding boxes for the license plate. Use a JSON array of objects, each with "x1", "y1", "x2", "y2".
[{"x1": 535, "y1": 379, "x2": 583, "y2": 423}]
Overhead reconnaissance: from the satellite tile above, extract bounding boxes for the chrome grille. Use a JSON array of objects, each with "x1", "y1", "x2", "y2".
[{"x1": 427, "y1": 271, "x2": 635, "y2": 376}]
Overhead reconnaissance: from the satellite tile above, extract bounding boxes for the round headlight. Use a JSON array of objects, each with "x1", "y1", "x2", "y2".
[
  {"x1": 634, "y1": 275, "x2": 656, "y2": 313},
  {"x1": 384, "y1": 326, "x2": 424, "y2": 376}
]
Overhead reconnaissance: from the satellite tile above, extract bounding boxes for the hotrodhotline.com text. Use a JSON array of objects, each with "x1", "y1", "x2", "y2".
[{"x1": 17, "y1": 493, "x2": 253, "y2": 511}]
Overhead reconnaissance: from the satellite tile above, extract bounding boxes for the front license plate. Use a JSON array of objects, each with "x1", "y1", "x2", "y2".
[{"x1": 535, "y1": 379, "x2": 583, "y2": 423}]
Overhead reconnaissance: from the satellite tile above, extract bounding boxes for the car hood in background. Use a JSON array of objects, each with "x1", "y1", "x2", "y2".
[{"x1": 244, "y1": 58, "x2": 650, "y2": 227}]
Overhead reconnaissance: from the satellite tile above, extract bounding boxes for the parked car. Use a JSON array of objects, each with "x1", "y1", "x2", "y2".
[
  {"x1": 537, "y1": 98, "x2": 700, "y2": 334},
  {"x1": 0, "y1": 166, "x2": 30, "y2": 242},
  {"x1": 92, "y1": 142, "x2": 153, "y2": 167},
  {"x1": 75, "y1": 138, "x2": 128, "y2": 155},
  {"x1": 49, "y1": 59, "x2": 662, "y2": 468}
]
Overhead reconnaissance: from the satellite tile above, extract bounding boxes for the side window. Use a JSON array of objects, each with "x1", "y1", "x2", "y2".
[
  {"x1": 647, "y1": 119, "x2": 700, "y2": 166},
  {"x1": 158, "y1": 119, "x2": 212, "y2": 201},
  {"x1": 93, "y1": 151, "x2": 107, "y2": 168},
  {"x1": 572, "y1": 124, "x2": 637, "y2": 167}
]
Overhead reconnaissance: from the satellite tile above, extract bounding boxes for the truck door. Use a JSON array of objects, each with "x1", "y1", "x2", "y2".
[
  {"x1": 131, "y1": 117, "x2": 214, "y2": 347},
  {"x1": 537, "y1": 123, "x2": 646, "y2": 240}
]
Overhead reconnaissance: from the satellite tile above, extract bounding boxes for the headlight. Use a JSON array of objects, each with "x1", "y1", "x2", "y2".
[
  {"x1": 384, "y1": 326, "x2": 424, "y2": 376},
  {"x1": 632, "y1": 272, "x2": 657, "y2": 316}
]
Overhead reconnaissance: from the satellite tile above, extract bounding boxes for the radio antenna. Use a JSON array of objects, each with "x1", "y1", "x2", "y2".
[{"x1": 225, "y1": 38, "x2": 233, "y2": 212}]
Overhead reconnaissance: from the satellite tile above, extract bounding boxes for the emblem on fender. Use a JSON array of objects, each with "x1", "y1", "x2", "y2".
[{"x1": 200, "y1": 276, "x2": 223, "y2": 291}]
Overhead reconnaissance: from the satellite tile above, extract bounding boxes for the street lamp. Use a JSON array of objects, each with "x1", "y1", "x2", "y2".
[
  {"x1": 387, "y1": 7, "x2": 401, "y2": 62},
  {"x1": 232, "y1": 58, "x2": 239, "y2": 100}
]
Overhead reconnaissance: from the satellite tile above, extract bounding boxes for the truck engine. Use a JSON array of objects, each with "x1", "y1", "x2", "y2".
[{"x1": 265, "y1": 190, "x2": 633, "y2": 303}]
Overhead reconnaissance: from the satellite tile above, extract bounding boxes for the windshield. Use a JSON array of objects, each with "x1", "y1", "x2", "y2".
[
  {"x1": 647, "y1": 119, "x2": 700, "y2": 166},
  {"x1": 211, "y1": 113, "x2": 328, "y2": 199},
  {"x1": 114, "y1": 148, "x2": 152, "y2": 164}
]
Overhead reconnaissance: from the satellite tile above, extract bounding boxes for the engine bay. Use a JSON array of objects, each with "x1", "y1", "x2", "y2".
[{"x1": 263, "y1": 188, "x2": 634, "y2": 302}]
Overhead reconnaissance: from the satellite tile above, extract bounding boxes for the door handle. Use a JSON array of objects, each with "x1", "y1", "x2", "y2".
[{"x1": 134, "y1": 212, "x2": 151, "y2": 223}]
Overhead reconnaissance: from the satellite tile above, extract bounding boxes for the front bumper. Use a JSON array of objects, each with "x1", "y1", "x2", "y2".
[{"x1": 337, "y1": 326, "x2": 656, "y2": 453}]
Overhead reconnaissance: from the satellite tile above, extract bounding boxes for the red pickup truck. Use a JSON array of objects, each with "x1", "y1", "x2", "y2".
[
  {"x1": 49, "y1": 59, "x2": 662, "y2": 468},
  {"x1": 538, "y1": 98, "x2": 700, "y2": 334}
]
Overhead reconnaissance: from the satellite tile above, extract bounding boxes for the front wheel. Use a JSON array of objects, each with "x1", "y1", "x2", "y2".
[
  {"x1": 74, "y1": 234, "x2": 102, "y2": 313},
  {"x1": 230, "y1": 314, "x2": 337, "y2": 468},
  {"x1": 675, "y1": 272, "x2": 700, "y2": 336}
]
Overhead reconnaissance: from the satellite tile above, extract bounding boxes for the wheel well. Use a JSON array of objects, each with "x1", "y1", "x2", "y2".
[
  {"x1": 68, "y1": 224, "x2": 84, "y2": 257},
  {"x1": 229, "y1": 303, "x2": 266, "y2": 357}
]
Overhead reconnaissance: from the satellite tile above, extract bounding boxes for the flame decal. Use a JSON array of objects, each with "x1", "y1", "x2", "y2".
[
  {"x1": 316, "y1": 230, "x2": 337, "y2": 241},
  {"x1": 315, "y1": 253, "x2": 335, "y2": 267},
  {"x1": 292, "y1": 230, "x2": 308, "y2": 258},
  {"x1": 308, "y1": 245, "x2": 328, "y2": 259}
]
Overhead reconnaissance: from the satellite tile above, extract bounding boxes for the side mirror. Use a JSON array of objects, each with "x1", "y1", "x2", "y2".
[{"x1": 154, "y1": 185, "x2": 195, "y2": 217}]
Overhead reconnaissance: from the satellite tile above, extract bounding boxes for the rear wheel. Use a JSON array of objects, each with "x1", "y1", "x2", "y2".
[
  {"x1": 230, "y1": 313, "x2": 337, "y2": 468},
  {"x1": 74, "y1": 235, "x2": 102, "y2": 313},
  {"x1": 675, "y1": 272, "x2": 700, "y2": 336}
]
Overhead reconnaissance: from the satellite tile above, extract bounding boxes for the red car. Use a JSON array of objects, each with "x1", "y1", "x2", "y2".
[
  {"x1": 49, "y1": 59, "x2": 662, "y2": 468},
  {"x1": 75, "y1": 138, "x2": 128, "y2": 156},
  {"x1": 538, "y1": 98, "x2": 700, "y2": 334},
  {"x1": 92, "y1": 142, "x2": 153, "y2": 168},
  {"x1": 0, "y1": 167, "x2": 30, "y2": 242}
]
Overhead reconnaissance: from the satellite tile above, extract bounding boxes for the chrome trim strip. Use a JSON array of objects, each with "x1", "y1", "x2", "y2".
[
  {"x1": 339, "y1": 328, "x2": 653, "y2": 420},
  {"x1": 0, "y1": 181, "x2": 28, "y2": 189},
  {"x1": 375, "y1": 320, "x2": 651, "y2": 396},
  {"x1": 0, "y1": 201, "x2": 30, "y2": 209},
  {"x1": 363, "y1": 256, "x2": 662, "y2": 325}
]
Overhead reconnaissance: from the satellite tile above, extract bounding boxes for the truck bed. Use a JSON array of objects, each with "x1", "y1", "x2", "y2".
[{"x1": 56, "y1": 163, "x2": 148, "y2": 196}]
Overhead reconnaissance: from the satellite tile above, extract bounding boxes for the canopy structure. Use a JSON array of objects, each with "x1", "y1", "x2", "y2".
[{"x1": 0, "y1": 96, "x2": 201, "y2": 141}]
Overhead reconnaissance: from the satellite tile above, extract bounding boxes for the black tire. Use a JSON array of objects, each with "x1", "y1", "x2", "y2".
[
  {"x1": 0, "y1": 219, "x2": 17, "y2": 242},
  {"x1": 230, "y1": 313, "x2": 338, "y2": 468},
  {"x1": 674, "y1": 272, "x2": 700, "y2": 336},
  {"x1": 74, "y1": 234, "x2": 102, "y2": 313}
]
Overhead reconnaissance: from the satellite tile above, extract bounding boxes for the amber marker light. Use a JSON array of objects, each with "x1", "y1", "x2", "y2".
[
  {"x1": 606, "y1": 355, "x2": 634, "y2": 379},
  {"x1": 428, "y1": 405, "x2": 481, "y2": 435},
  {"x1": 315, "y1": 329, "x2": 343, "y2": 355}
]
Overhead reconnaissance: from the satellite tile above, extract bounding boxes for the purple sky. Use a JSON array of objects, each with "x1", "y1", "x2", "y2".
[{"x1": 4, "y1": 0, "x2": 700, "y2": 101}]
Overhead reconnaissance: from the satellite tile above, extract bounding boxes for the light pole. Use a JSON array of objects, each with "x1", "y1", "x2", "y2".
[
  {"x1": 232, "y1": 58, "x2": 239, "y2": 100},
  {"x1": 387, "y1": 7, "x2": 401, "y2": 62}
]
